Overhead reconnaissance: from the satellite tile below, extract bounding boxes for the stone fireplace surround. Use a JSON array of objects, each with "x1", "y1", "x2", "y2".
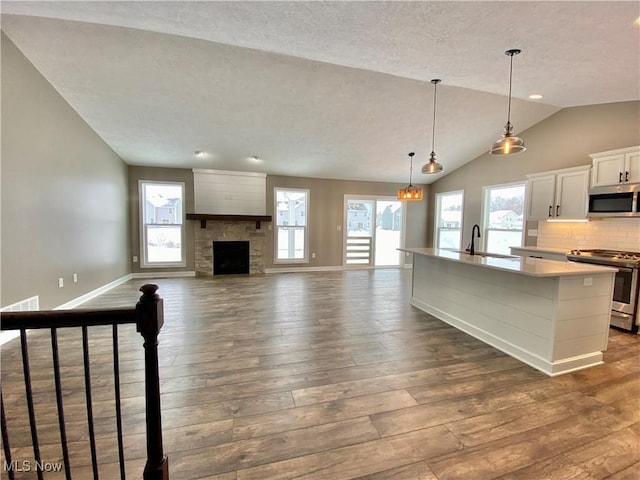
[{"x1": 194, "y1": 221, "x2": 266, "y2": 275}]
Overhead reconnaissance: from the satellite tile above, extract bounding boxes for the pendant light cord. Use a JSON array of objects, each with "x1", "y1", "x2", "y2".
[
  {"x1": 507, "y1": 52, "x2": 514, "y2": 125},
  {"x1": 431, "y1": 81, "x2": 438, "y2": 154},
  {"x1": 409, "y1": 152, "x2": 415, "y2": 185}
]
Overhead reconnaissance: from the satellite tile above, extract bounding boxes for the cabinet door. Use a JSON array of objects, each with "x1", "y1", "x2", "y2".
[
  {"x1": 555, "y1": 169, "x2": 589, "y2": 218},
  {"x1": 591, "y1": 154, "x2": 625, "y2": 186},
  {"x1": 625, "y1": 151, "x2": 640, "y2": 183},
  {"x1": 527, "y1": 175, "x2": 556, "y2": 220}
]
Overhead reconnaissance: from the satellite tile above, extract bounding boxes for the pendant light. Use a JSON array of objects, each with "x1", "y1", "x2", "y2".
[
  {"x1": 491, "y1": 49, "x2": 526, "y2": 155},
  {"x1": 422, "y1": 79, "x2": 444, "y2": 174},
  {"x1": 397, "y1": 152, "x2": 423, "y2": 201}
]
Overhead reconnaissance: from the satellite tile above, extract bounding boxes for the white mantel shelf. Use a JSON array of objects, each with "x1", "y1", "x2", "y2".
[
  {"x1": 401, "y1": 248, "x2": 616, "y2": 376},
  {"x1": 186, "y1": 213, "x2": 272, "y2": 229}
]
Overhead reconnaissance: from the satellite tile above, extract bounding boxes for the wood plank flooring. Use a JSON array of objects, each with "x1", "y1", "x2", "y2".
[{"x1": 1, "y1": 269, "x2": 639, "y2": 479}]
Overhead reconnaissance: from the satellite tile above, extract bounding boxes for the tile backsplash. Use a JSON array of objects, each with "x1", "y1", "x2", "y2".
[{"x1": 537, "y1": 218, "x2": 640, "y2": 251}]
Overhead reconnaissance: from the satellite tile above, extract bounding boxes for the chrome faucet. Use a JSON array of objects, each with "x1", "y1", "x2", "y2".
[{"x1": 467, "y1": 224, "x2": 481, "y2": 255}]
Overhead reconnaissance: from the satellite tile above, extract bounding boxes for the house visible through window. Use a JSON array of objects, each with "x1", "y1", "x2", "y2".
[
  {"x1": 434, "y1": 191, "x2": 464, "y2": 250},
  {"x1": 481, "y1": 182, "x2": 525, "y2": 254},
  {"x1": 275, "y1": 188, "x2": 309, "y2": 262},
  {"x1": 140, "y1": 181, "x2": 185, "y2": 267}
]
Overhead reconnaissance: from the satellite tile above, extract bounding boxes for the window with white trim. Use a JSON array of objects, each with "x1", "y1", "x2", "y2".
[
  {"x1": 481, "y1": 182, "x2": 525, "y2": 254},
  {"x1": 434, "y1": 190, "x2": 464, "y2": 250},
  {"x1": 140, "y1": 181, "x2": 185, "y2": 267},
  {"x1": 275, "y1": 188, "x2": 309, "y2": 262}
]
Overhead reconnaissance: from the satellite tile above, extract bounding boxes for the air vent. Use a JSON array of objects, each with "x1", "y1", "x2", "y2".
[
  {"x1": 1, "y1": 295, "x2": 39, "y2": 312},
  {"x1": 1, "y1": 296, "x2": 39, "y2": 345}
]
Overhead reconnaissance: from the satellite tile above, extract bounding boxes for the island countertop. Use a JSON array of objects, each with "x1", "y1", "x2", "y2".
[{"x1": 399, "y1": 247, "x2": 617, "y2": 277}]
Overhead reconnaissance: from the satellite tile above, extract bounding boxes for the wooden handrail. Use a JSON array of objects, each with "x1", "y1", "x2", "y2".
[{"x1": 1, "y1": 308, "x2": 136, "y2": 330}]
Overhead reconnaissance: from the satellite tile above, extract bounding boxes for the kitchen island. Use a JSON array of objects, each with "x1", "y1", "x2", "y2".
[{"x1": 400, "y1": 248, "x2": 617, "y2": 376}]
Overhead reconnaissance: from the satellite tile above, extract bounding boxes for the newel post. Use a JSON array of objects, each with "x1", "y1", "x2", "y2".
[{"x1": 136, "y1": 284, "x2": 169, "y2": 480}]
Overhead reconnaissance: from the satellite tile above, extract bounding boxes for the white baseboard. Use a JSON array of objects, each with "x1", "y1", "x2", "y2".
[
  {"x1": 55, "y1": 274, "x2": 134, "y2": 310},
  {"x1": 132, "y1": 271, "x2": 196, "y2": 279},
  {"x1": 265, "y1": 266, "x2": 345, "y2": 274}
]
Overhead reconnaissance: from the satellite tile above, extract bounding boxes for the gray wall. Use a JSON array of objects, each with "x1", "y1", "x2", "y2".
[
  {"x1": 125, "y1": 169, "x2": 429, "y2": 272},
  {"x1": 128, "y1": 166, "x2": 195, "y2": 273},
  {"x1": 266, "y1": 175, "x2": 429, "y2": 269},
  {"x1": 427, "y1": 101, "x2": 640, "y2": 247},
  {"x1": 1, "y1": 33, "x2": 130, "y2": 309}
]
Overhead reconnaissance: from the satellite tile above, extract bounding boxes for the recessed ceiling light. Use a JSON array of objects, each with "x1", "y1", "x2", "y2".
[
  {"x1": 194, "y1": 150, "x2": 206, "y2": 158},
  {"x1": 528, "y1": 94, "x2": 544, "y2": 100}
]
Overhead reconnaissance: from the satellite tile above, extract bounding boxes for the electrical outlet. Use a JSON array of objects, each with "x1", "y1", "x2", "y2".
[
  {"x1": 58, "y1": 278, "x2": 64, "y2": 288},
  {"x1": 583, "y1": 277, "x2": 593, "y2": 287},
  {"x1": 527, "y1": 229, "x2": 538, "y2": 237},
  {"x1": 133, "y1": 255, "x2": 138, "y2": 263},
  {"x1": 268, "y1": 224, "x2": 273, "y2": 230},
  {"x1": 73, "y1": 273, "x2": 78, "y2": 283},
  {"x1": 337, "y1": 225, "x2": 342, "y2": 231},
  {"x1": 312, "y1": 253, "x2": 316, "y2": 259}
]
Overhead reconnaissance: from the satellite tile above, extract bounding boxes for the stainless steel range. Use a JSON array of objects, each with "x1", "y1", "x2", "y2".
[{"x1": 567, "y1": 249, "x2": 640, "y2": 333}]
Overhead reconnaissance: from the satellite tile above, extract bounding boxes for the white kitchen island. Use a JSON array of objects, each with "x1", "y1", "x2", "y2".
[{"x1": 400, "y1": 248, "x2": 617, "y2": 376}]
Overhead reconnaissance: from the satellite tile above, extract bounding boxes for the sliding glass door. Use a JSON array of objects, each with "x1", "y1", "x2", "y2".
[{"x1": 344, "y1": 196, "x2": 405, "y2": 267}]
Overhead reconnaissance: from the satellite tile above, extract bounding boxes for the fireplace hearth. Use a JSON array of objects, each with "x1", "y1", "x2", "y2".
[{"x1": 213, "y1": 241, "x2": 250, "y2": 275}]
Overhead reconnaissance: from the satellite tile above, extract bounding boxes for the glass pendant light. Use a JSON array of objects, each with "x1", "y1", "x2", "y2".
[
  {"x1": 397, "y1": 152, "x2": 423, "y2": 201},
  {"x1": 491, "y1": 49, "x2": 526, "y2": 155},
  {"x1": 422, "y1": 79, "x2": 444, "y2": 174}
]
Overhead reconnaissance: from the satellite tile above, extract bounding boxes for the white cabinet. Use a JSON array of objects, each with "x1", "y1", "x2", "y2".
[
  {"x1": 526, "y1": 165, "x2": 590, "y2": 220},
  {"x1": 590, "y1": 146, "x2": 640, "y2": 187}
]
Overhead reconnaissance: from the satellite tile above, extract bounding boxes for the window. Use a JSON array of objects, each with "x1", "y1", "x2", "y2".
[
  {"x1": 481, "y1": 182, "x2": 525, "y2": 254},
  {"x1": 275, "y1": 188, "x2": 309, "y2": 262},
  {"x1": 140, "y1": 181, "x2": 185, "y2": 267},
  {"x1": 434, "y1": 191, "x2": 464, "y2": 250}
]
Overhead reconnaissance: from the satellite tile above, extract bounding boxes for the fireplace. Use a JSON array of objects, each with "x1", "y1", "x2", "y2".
[
  {"x1": 193, "y1": 221, "x2": 266, "y2": 276},
  {"x1": 213, "y1": 241, "x2": 250, "y2": 275}
]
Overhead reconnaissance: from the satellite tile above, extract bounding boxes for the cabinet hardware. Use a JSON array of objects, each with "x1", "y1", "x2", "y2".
[
  {"x1": 625, "y1": 171, "x2": 629, "y2": 182},
  {"x1": 619, "y1": 172, "x2": 623, "y2": 183},
  {"x1": 556, "y1": 205, "x2": 560, "y2": 216},
  {"x1": 548, "y1": 205, "x2": 552, "y2": 217}
]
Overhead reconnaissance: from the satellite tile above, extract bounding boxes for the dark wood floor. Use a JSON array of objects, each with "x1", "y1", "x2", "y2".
[{"x1": 2, "y1": 269, "x2": 639, "y2": 479}]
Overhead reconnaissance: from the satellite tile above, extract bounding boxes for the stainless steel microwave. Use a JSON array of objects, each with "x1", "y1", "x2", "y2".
[{"x1": 588, "y1": 184, "x2": 640, "y2": 217}]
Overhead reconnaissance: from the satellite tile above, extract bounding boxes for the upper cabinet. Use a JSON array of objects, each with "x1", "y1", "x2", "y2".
[
  {"x1": 526, "y1": 165, "x2": 591, "y2": 220},
  {"x1": 590, "y1": 146, "x2": 640, "y2": 187}
]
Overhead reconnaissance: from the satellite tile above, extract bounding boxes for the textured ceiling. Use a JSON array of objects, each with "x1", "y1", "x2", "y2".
[{"x1": 1, "y1": 1, "x2": 639, "y2": 184}]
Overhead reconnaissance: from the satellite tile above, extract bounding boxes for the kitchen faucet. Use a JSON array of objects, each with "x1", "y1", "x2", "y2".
[{"x1": 467, "y1": 224, "x2": 481, "y2": 255}]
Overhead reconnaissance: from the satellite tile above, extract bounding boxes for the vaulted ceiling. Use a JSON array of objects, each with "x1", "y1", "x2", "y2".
[{"x1": 2, "y1": 1, "x2": 639, "y2": 183}]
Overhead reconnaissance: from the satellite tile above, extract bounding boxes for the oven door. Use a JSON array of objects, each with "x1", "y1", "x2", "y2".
[{"x1": 611, "y1": 266, "x2": 638, "y2": 316}]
